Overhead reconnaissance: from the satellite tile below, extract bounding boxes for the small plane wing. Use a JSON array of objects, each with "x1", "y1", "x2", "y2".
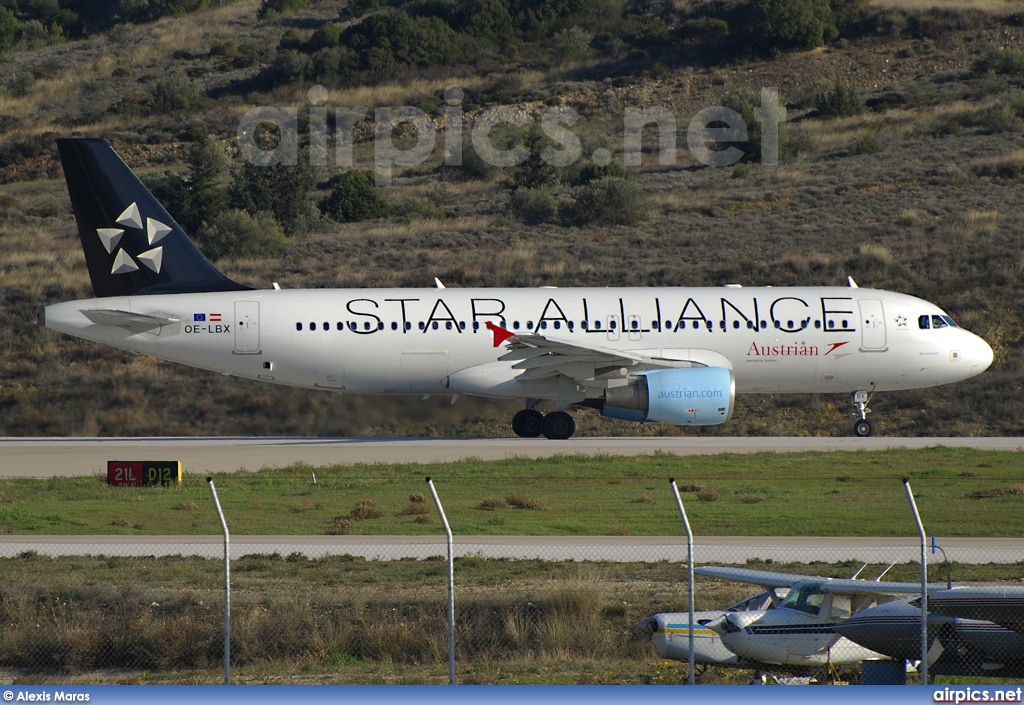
[
  {"x1": 914, "y1": 585, "x2": 1024, "y2": 634},
  {"x1": 694, "y1": 566, "x2": 815, "y2": 589},
  {"x1": 82, "y1": 309, "x2": 179, "y2": 334},
  {"x1": 696, "y1": 565, "x2": 937, "y2": 596}
]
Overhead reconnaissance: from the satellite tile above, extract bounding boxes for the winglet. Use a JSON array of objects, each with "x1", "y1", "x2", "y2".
[{"x1": 485, "y1": 321, "x2": 515, "y2": 347}]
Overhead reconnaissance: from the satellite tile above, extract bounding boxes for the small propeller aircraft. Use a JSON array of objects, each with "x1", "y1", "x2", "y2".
[
  {"x1": 685, "y1": 565, "x2": 945, "y2": 673},
  {"x1": 834, "y1": 585, "x2": 1024, "y2": 679},
  {"x1": 637, "y1": 587, "x2": 789, "y2": 667}
]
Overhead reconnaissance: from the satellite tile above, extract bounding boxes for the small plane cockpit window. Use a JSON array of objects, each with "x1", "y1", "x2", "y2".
[
  {"x1": 919, "y1": 315, "x2": 930, "y2": 330},
  {"x1": 780, "y1": 583, "x2": 825, "y2": 616},
  {"x1": 931, "y1": 315, "x2": 948, "y2": 329}
]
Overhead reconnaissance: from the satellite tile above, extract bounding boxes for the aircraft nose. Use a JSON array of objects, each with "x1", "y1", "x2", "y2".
[{"x1": 969, "y1": 335, "x2": 994, "y2": 375}]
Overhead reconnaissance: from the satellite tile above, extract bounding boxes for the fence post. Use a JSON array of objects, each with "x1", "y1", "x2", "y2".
[
  {"x1": 426, "y1": 477, "x2": 455, "y2": 685},
  {"x1": 207, "y1": 477, "x2": 231, "y2": 685},
  {"x1": 669, "y1": 478, "x2": 695, "y2": 686},
  {"x1": 903, "y1": 478, "x2": 927, "y2": 685}
]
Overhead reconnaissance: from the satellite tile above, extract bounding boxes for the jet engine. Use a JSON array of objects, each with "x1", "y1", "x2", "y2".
[{"x1": 601, "y1": 368, "x2": 735, "y2": 425}]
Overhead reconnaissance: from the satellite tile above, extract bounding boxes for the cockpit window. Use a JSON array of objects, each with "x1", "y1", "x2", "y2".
[
  {"x1": 920, "y1": 314, "x2": 959, "y2": 330},
  {"x1": 780, "y1": 583, "x2": 825, "y2": 615}
]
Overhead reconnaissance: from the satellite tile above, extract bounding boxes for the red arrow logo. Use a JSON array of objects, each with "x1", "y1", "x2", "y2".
[
  {"x1": 824, "y1": 341, "x2": 850, "y2": 355},
  {"x1": 486, "y1": 321, "x2": 515, "y2": 347}
]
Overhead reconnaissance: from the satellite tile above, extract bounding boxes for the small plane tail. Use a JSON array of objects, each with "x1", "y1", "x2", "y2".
[{"x1": 57, "y1": 138, "x2": 250, "y2": 297}]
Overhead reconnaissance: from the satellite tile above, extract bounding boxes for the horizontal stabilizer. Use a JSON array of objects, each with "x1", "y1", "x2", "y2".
[{"x1": 82, "y1": 309, "x2": 179, "y2": 334}]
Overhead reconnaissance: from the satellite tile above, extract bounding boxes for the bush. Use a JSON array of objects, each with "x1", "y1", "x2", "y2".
[
  {"x1": 975, "y1": 49, "x2": 1024, "y2": 76},
  {"x1": 321, "y1": 171, "x2": 390, "y2": 223},
  {"x1": 258, "y1": 0, "x2": 309, "y2": 19},
  {"x1": 552, "y1": 25, "x2": 591, "y2": 64},
  {"x1": 392, "y1": 198, "x2": 446, "y2": 221},
  {"x1": 741, "y1": 0, "x2": 838, "y2": 57},
  {"x1": 510, "y1": 186, "x2": 558, "y2": 224},
  {"x1": 150, "y1": 67, "x2": 202, "y2": 114},
  {"x1": 562, "y1": 177, "x2": 647, "y2": 226},
  {"x1": 456, "y1": 0, "x2": 514, "y2": 43},
  {"x1": 814, "y1": 80, "x2": 863, "y2": 119},
  {"x1": 196, "y1": 209, "x2": 287, "y2": 260},
  {"x1": 851, "y1": 134, "x2": 884, "y2": 155}
]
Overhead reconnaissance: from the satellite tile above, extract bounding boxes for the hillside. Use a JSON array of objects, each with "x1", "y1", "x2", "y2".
[{"x1": 0, "y1": 0, "x2": 1022, "y2": 438}]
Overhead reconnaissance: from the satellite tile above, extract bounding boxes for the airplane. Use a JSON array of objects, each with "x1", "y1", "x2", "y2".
[
  {"x1": 637, "y1": 586, "x2": 790, "y2": 667},
  {"x1": 692, "y1": 565, "x2": 945, "y2": 671},
  {"x1": 834, "y1": 586, "x2": 1024, "y2": 679},
  {"x1": 40, "y1": 139, "x2": 995, "y2": 439}
]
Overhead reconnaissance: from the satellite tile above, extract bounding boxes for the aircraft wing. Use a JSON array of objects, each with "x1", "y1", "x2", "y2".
[
  {"x1": 694, "y1": 566, "x2": 819, "y2": 589},
  {"x1": 490, "y1": 323, "x2": 708, "y2": 383},
  {"x1": 696, "y1": 566, "x2": 939, "y2": 597},
  {"x1": 82, "y1": 309, "x2": 180, "y2": 334},
  {"x1": 915, "y1": 586, "x2": 1024, "y2": 634}
]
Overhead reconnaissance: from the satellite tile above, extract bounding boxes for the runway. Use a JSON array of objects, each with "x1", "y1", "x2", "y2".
[
  {"x1": 2, "y1": 534, "x2": 1021, "y2": 563},
  {"x1": 0, "y1": 436, "x2": 1020, "y2": 477}
]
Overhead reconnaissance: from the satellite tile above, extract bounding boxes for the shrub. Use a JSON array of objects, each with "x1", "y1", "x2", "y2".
[
  {"x1": 562, "y1": 177, "x2": 648, "y2": 226},
  {"x1": 321, "y1": 171, "x2": 390, "y2": 223},
  {"x1": 150, "y1": 67, "x2": 202, "y2": 114},
  {"x1": 510, "y1": 186, "x2": 558, "y2": 225},
  {"x1": 326, "y1": 516, "x2": 354, "y2": 535},
  {"x1": 851, "y1": 134, "x2": 884, "y2": 155},
  {"x1": 696, "y1": 488, "x2": 720, "y2": 502},
  {"x1": 426, "y1": 181, "x2": 458, "y2": 207},
  {"x1": 732, "y1": 164, "x2": 749, "y2": 178},
  {"x1": 196, "y1": 209, "x2": 287, "y2": 260},
  {"x1": 350, "y1": 499, "x2": 383, "y2": 520},
  {"x1": 258, "y1": 0, "x2": 309, "y2": 19},
  {"x1": 974, "y1": 48, "x2": 1024, "y2": 75},
  {"x1": 552, "y1": 25, "x2": 591, "y2": 64},
  {"x1": 740, "y1": 0, "x2": 838, "y2": 57},
  {"x1": 814, "y1": 80, "x2": 863, "y2": 119},
  {"x1": 456, "y1": 0, "x2": 514, "y2": 43},
  {"x1": 575, "y1": 159, "x2": 625, "y2": 185}
]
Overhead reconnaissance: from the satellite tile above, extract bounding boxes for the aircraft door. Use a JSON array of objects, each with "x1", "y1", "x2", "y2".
[
  {"x1": 858, "y1": 299, "x2": 887, "y2": 351},
  {"x1": 234, "y1": 301, "x2": 260, "y2": 354}
]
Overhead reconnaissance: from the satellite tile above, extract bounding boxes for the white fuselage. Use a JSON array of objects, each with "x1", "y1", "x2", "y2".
[{"x1": 43, "y1": 286, "x2": 993, "y2": 401}]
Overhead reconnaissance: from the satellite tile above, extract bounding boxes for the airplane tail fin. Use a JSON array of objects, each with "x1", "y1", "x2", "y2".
[{"x1": 57, "y1": 138, "x2": 250, "y2": 297}]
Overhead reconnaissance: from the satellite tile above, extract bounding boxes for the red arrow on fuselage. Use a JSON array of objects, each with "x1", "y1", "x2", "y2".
[{"x1": 485, "y1": 321, "x2": 516, "y2": 347}]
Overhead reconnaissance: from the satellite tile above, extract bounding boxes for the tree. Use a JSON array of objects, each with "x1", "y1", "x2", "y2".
[
  {"x1": 742, "y1": 0, "x2": 837, "y2": 57},
  {"x1": 321, "y1": 171, "x2": 390, "y2": 223},
  {"x1": 228, "y1": 154, "x2": 319, "y2": 236},
  {"x1": 197, "y1": 209, "x2": 286, "y2": 260}
]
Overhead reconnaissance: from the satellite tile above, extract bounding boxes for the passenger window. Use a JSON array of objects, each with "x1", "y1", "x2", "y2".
[
  {"x1": 323, "y1": 322, "x2": 328, "y2": 331},
  {"x1": 432, "y1": 322, "x2": 439, "y2": 330},
  {"x1": 337, "y1": 322, "x2": 343, "y2": 331},
  {"x1": 296, "y1": 322, "x2": 302, "y2": 331},
  {"x1": 446, "y1": 322, "x2": 452, "y2": 330},
  {"x1": 391, "y1": 322, "x2": 398, "y2": 330},
  {"x1": 310, "y1": 322, "x2": 316, "y2": 331},
  {"x1": 932, "y1": 315, "x2": 948, "y2": 329},
  {"x1": 553, "y1": 321, "x2": 561, "y2": 329}
]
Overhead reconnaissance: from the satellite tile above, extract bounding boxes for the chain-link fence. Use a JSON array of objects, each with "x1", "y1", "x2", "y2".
[{"x1": 1, "y1": 476, "x2": 1022, "y2": 685}]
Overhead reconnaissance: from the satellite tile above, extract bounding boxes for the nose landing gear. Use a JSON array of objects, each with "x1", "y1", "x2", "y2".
[{"x1": 852, "y1": 388, "x2": 875, "y2": 437}]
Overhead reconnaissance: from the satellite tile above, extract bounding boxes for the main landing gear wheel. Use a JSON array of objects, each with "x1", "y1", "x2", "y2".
[
  {"x1": 542, "y1": 411, "x2": 576, "y2": 440},
  {"x1": 512, "y1": 409, "x2": 544, "y2": 438},
  {"x1": 853, "y1": 418, "x2": 875, "y2": 437}
]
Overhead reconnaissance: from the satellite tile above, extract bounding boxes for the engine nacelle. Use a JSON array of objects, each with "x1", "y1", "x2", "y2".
[{"x1": 602, "y1": 367, "x2": 735, "y2": 426}]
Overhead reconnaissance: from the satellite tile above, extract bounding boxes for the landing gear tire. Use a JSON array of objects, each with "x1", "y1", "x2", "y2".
[
  {"x1": 542, "y1": 411, "x2": 576, "y2": 440},
  {"x1": 853, "y1": 418, "x2": 874, "y2": 437},
  {"x1": 512, "y1": 409, "x2": 544, "y2": 438}
]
